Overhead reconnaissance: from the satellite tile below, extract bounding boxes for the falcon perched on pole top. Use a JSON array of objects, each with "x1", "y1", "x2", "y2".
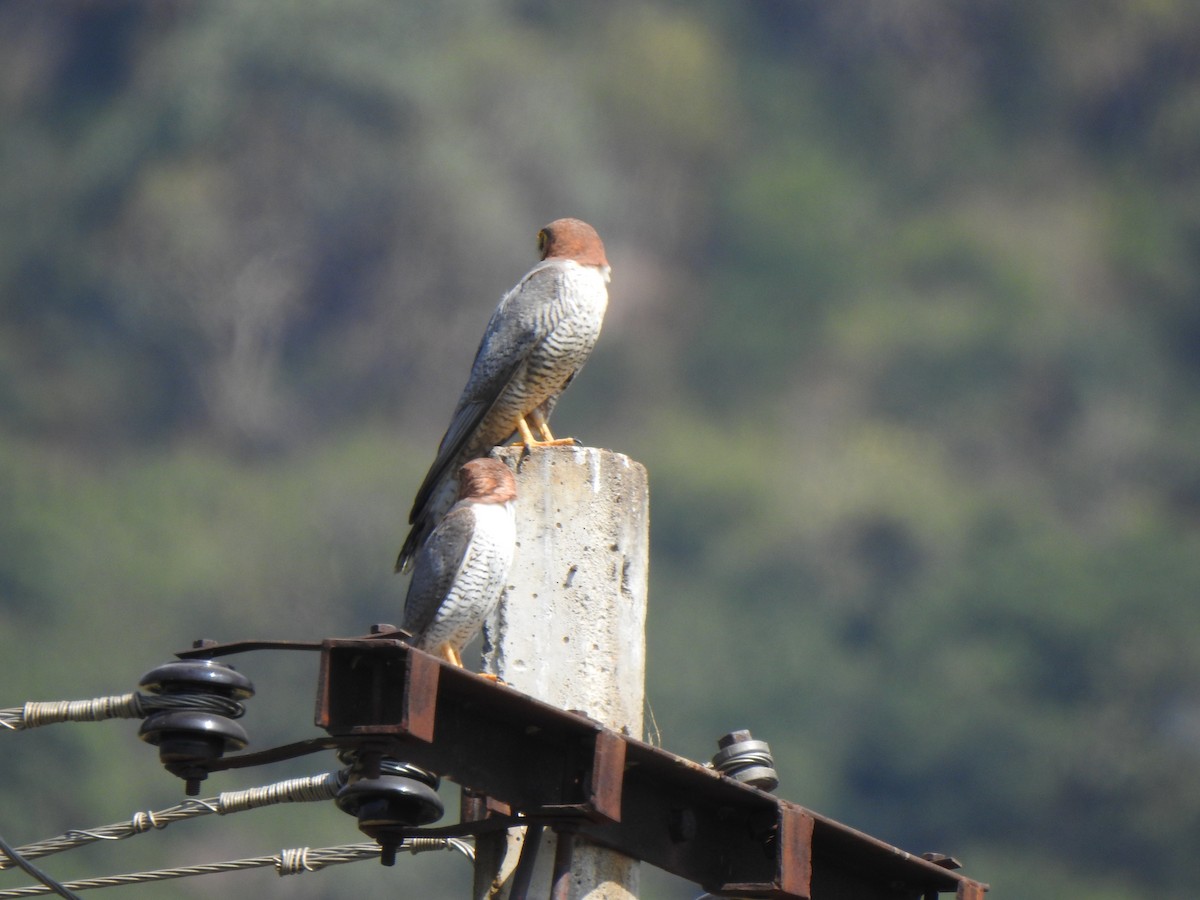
[
  {"x1": 396, "y1": 217, "x2": 610, "y2": 572},
  {"x1": 402, "y1": 458, "x2": 517, "y2": 667}
]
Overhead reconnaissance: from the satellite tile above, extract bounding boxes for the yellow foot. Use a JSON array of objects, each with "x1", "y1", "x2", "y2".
[
  {"x1": 436, "y1": 643, "x2": 464, "y2": 668},
  {"x1": 516, "y1": 416, "x2": 538, "y2": 448},
  {"x1": 515, "y1": 414, "x2": 581, "y2": 452},
  {"x1": 532, "y1": 408, "x2": 556, "y2": 442}
]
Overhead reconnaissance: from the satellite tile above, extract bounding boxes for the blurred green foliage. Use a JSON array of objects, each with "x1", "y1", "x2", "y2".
[{"x1": 3, "y1": 2, "x2": 1200, "y2": 898}]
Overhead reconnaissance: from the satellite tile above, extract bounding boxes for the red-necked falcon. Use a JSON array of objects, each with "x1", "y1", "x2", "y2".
[
  {"x1": 401, "y1": 458, "x2": 518, "y2": 667},
  {"x1": 396, "y1": 218, "x2": 610, "y2": 572}
]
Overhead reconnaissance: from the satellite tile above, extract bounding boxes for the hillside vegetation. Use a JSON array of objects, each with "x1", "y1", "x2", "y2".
[{"x1": 2, "y1": 3, "x2": 1199, "y2": 897}]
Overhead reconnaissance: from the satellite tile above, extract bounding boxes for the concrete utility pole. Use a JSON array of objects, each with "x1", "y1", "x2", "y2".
[{"x1": 473, "y1": 445, "x2": 649, "y2": 900}]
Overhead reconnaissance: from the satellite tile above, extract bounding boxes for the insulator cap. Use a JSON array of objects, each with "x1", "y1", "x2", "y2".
[
  {"x1": 139, "y1": 710, "x2": 250, "y2": 795},
  {"x1": 138, "y1": 710, "x2": 249, "y2": 753},
  {"x1": 336, "y1": 761, "x2": 443, "y2": 864},
  {"x1": 139, "y1": 659, "x2": 255, "y2": 699}
]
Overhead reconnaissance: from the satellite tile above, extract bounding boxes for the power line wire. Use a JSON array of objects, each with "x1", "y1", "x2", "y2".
[
  {"x1": 0, "y1": 834, "x2": 82, "y2": 900},
  {"x1": 0, "y1": 771, "x2": 344, "y2": 870},
  {"x1": 1, "y1": 692, "x2": 242, "y2": 732},
  {"x1": 0, "y1": 839, "x2": 473, "y2": 897}
]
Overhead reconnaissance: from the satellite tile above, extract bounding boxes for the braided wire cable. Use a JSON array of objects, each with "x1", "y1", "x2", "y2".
[
  {"x1": 0, "y1": 838, "x2": 473, "y2": 897},
  {"x1": 404, "y1": 837, "x2": 474, "y2": 861},
  {"x1": 0, "y1": 772, "x2": 343, "y2": 871},
  {"x1": 0, "y1": 834, "x2": 81, "y2": 900},
  {"x1": 1, "y1": 693, "x2": 243, "y2": 732}
]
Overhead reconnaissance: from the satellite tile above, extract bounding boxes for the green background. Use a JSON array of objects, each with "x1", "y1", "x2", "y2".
[{"x1": 3, "y1": 3, "x2": 1199, "y2": 897}]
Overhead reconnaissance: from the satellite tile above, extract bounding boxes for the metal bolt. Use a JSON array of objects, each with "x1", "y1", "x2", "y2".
[
  {"x1": 711, "y1": 730, "x2": 779, "y2": 792},
  {"x1": 718, "y1": 729, "x2": 753, "y2": 749}
]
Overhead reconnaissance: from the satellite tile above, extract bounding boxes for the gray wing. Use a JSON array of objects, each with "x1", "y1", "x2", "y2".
[
  {"x1": 401, "y1": 505, "x2": 476, "y2": 639},
  {"x1": 401, "y1": 261, "x2": 567, "y2": 558},
  {"x1": 416, "y1": 261, "x2": 568, "y2": 504}
]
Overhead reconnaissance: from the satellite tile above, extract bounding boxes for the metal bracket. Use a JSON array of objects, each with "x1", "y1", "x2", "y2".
[
  {"x1": 170, "y1": 636, "x2": 987, "y2": 898},
  {"x1": 310, "y1": 639, "x2": 988, "y2": 899}
]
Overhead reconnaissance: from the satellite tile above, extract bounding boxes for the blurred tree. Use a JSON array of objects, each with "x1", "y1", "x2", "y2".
[{"x1": 2, "y1": 2, "x2": 1200, "y2": 898}]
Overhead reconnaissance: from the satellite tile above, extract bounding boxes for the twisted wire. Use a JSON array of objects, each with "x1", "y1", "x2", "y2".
[
  {"x1": 423, "y1": 837, "x2": 474, "y2": 861},
  {"x1": 1, "y1": 693, "x2": 243, "y2": 732},
  {"x1": 216, "y1": 770, "x2": 342, "y2": 814},
  {"x1": 0, "y1": 833, "x2": 81, "y2": 900},
  {"x1": 0, "y1": 839, "x2": 473, "y2": 896},
  {"x1": 0, "y1": 772, "x2": 342, "y2": 870}
]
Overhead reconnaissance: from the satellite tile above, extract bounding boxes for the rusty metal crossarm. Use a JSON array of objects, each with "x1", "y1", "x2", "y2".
[
  {"x1": 164, "y1": 637, "x2": 987, "y2": 899},
  {"x1": 313, "y1": 639, "x2": 988, "y2": 899}
]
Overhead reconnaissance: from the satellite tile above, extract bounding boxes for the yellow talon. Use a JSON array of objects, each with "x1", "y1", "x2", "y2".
[
  {"x1": 530, "y1": 408, "x2": 556, "y2": 442},
  {"x1": 436, "y1": 644, "x2": 464, "y2": 668},
  {"x1": 516, "y1": 416, "x2": 538, "y2": 447},
  {"x1": 515, "y1": 413, "x2": 578, "y2": 448}
]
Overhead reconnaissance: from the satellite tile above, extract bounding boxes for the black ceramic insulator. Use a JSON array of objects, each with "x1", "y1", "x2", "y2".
[
  {"x1": 336, "y1": 760, "x2": 443, "y2": 864},
  {"x1": 139, "y1": 710, "x2": 249, "y2": 795},
  {"x1": 136, "y1": 659, "x2": 255, "y2": 794},
  {"x1": 139, "y1": 659, "x2": 255, "y2": 700}
]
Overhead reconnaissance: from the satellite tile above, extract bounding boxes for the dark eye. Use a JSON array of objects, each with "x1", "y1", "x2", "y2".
[{"x1": 537, "y1": 229, "x2": 549, "y2": 256}]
